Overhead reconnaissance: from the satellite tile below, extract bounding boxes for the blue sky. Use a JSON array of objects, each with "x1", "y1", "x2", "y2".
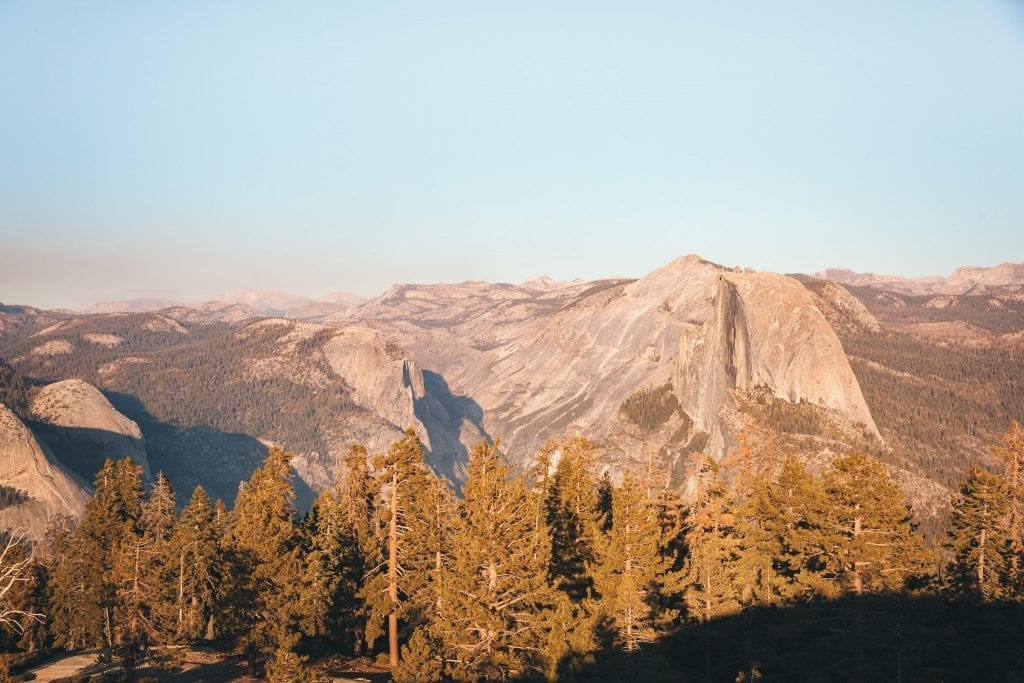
[{"x1": 2, "y1": 1, "x2": 1023, "y2": 308}]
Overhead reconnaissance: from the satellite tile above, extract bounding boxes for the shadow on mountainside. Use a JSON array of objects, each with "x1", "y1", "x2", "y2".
[
  {"x1": 28, "y1": 422, "x2": 146, "y2": 486},
  {"x1": 414, "y1": 370, "x2": 490, "y2": 485},
  {"x1": 555, "y1": 594, "x2": 1024, "y2": 682},
  {"x1": 104, "y1": 391, "x2": 316, "y2": 509}
]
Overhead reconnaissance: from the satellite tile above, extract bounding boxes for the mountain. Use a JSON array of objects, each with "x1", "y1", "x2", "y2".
[
  {"x1": 335, "y1": 256, "x2": 883, "y2": 486},
  {"x1": 201, "y1": 289, "x2": 316, "y2": 317},
  {"x1": 799, "y1": 273, "x2": 1024, "y2": 497},
  {"x1": 76, "y1": 289, "x2": 369, "y2": 322},
  {"x1": 82, "y1": 297, "x2": 183, "y2": 314},
  {"x1": 0, "y1": 402, "x2": 91, "y2": 539},
  {"x1": 815, "y1": 262, "x2": 1024, "y2": 296},
  {"x1": 29, "y1": 378, "x2": 152, "y2": 484},
  {"x1": 3, "y1": 253, "x2": 1020, "y2": 535}
]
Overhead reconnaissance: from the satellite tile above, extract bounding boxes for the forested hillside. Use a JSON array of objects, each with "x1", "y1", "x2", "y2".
[{"x1": 1, "y1": 425, "x2": 1022, "y2": 681}]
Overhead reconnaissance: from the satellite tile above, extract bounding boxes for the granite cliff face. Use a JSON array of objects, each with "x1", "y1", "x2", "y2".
[
  {"x1": 674, "y1": 272, "x2": 879, "y2": 457},
  {"x1": 350, "y1": 256, "x2": 879, "y2": 481},
  {"x1": 0, "y1": 403, "x2": 90, "y2": 539},
  {"x1": 29, "y1": 379, "x2": 152, "y2": 483}
]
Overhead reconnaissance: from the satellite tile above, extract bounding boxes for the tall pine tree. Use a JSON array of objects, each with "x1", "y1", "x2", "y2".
[
  {"x1": 434, "y1": 440, "x2": 564, "y2": 681},
  {"x1": 591, "y1": 472, "x2": 680, "y2": 651},
  {"x1": 946, "y1": 468, "x2": 1011, "y2": 603},
  {"x1": 360, "y1": 429, "x2": 439, "y2": 665},
  {"x1": 823, "y1": 453, "x2": 932, "y2": 596},
  {"x1": 223, "y1": 446, "x2": 304, "y2": 674}
]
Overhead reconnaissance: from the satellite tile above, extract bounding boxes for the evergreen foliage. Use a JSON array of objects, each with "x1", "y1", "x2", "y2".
[
  {"x1": 433, "y1": 440, "x2": 565, "y2": 681},
  {"x1": 823, "y1": 453, "x2": 933, "y2": 596},
  {"x1": 591, "y1": 473, "x2": 679, "y2": 651},
  {"x1": 222, "y1": 446, "x2": 305, "y2": 672},
  {"x1": 360, "y1": 428, "x2": 441, "y2": 665},
  {"x1": 10, "y1": 421, "x2": 1024, "y2": 680},
  {"x1": 546, "y1": 435, "x2": 602, "y2": 602},
  {"x1": 946, "y1": 468, "x2": 1011, "y2": 602}
]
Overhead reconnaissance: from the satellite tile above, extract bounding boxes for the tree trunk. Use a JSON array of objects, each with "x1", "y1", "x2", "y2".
[
  {"x1": 388, "y1": 469, "x2": 400, "y2": 667},
  {"x1": 978, "y1": 526, "x2": 987, "y2": 591},
  {"x1": 178, "y1": 549, "x2": 185, "y2": 635},
  {"x1": 853, "y1": 514, "x2": 863, "y2": 596}
]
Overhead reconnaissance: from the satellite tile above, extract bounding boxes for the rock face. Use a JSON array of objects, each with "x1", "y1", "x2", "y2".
[
  {"x1": 0, "y1": 403, "x2": 90, "y2": 539},
  {"x1": 30, "y1": 379, "x2": 152, "y2": 483},
  {"x1": 353, "y1": 255, "x2": 878, "y2": 479},
  {"x1": 674, "y1": 273, "x2": 879, "y2": 456},
  {"x1": 321, "y1": 325, "x2": 486, "y2": 482}
]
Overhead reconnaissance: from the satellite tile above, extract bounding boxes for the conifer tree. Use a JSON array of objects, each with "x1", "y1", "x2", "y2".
[
  {"x1": 591, "y1": 472, "x2": 679, "y2": 651},
  {"x1": 361, "y1": 429, "x2": 439, "y2": 665},
  {"x1": 299, "y1": 489, "x2": 347, "y2": 641},
  {"x1": 992, "y1": 420, "x2": 1024, "y2": 592},
  {"x1": 596, "y1": 472, "x2": 614, "y2": 533},
  {"x1": 49, "y1": 458, "x2": 145, "y2": 651},
  {"x1": 223, "y1": 446, "x2": 304, "y2": 673},
  {"x1": 170, "y1": 486, "x2": 222, "y2": 642},
  {"x1": 139, "y1": 472, "x2": 178, "y2": 643},
  {"x1": 946, "y1": 468, "x2": 1011, "y2": 602},
  {"x1": 0, "y1": 533, "x2": 44, "y2": 643},
  {"x1": 680, "y1": 457, "x2": 741, "y2": 622},
  {"x1": 546, "y1": 435, "x2": 602, "y2": 601},
  {"x1": 734, "y1": 456, "x2": 835, "y2": 603},
  {"x1": 142, "y1": 472, "x2": 177, "y2": 545},
  {"x1": 111, "y1": 534, "x2": 157, "y2": 671},
  {"x1": 823, "y1": 453, "x2": 933, "y2": 596},
  {"x1": 434, "y1": 440, "x2": 564, "y2": 680},
  {"x1": 337, "y1": 444, "x2": 375, "y2": 654}
]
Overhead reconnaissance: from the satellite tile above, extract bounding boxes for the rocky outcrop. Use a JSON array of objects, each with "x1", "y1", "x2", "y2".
[
  {"x1": 30, "y1": 379, "x2": 152, "y2": 483},
  {"x1": 0, "y1": 403, "x2": 90, "y2": 539},
  {"x1": 795, "y1": 276, "x2": 881, "y2": 335},
  {"x1": 321, "y1": 325, "x2": 485, "y2": 482},
  {"x1": 674, "y1": 273, "x2": 878, "y2": 455}
]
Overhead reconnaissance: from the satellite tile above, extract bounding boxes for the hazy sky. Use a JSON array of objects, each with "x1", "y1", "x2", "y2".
[{"x1": 2, "y1": 2, "x2": 1023, "y2": 309}]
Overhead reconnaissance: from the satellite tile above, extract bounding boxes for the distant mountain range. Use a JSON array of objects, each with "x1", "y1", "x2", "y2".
[
  {"x1": 814, "y1": 262, "x2": 1024, "y2": 296},
  {"x1": 2, "y1": 257, "x2": 1022, "y2": 538},
  {"x1": 81, "y1": 288, "x2": 369, "y2": 318}
]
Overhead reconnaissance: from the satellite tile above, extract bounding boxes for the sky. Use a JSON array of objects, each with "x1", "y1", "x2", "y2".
[{"x1": 2, "y1": 1, "x2": 1023, "y2": 309}]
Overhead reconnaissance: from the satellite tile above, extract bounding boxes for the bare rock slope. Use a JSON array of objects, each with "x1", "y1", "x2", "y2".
[
  {"x1": 0, "y1": 403, "x2": 90, "y2": 539},
  {"x1": 357, "y1": 256, "x2": 879, "y2": 478},
  {"x1": 675, "y1": 272, "x2": 879, "y2": 456},
  {"x1": 30, "y1": 379, "x2": 152, "y2": 483}
]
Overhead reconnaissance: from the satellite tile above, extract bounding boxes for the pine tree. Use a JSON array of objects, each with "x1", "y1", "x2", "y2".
[
  {"x1": 139, "y1": 472, "x2": 178, "y2": 643},
  {"x1": 992, "y1": 420, "x2": 1024, "y2": 593},
  {"x1": 337, "y1": 443, "x2": 375, "y2": 655},
  {"x1": 946, "y1": 468, "x2": 1011, "y2": 602},
  {"x1": 591, "y1": 472, "x2": 679, "y2": 651},
  {"x1": 680, "y1": 457, "x2": 741, "y2": 622},
  {"x1": 170, "y1": 486, "x2": 222, "y2": 642},
  {"x1": 223, "y1": 446, "x2": 305, "y2": 673},
  {"x1": 434, "y1": 440, "x2": 564, "y2": 681},
  {"x1": 0, "y1": 533, "x2": 44, "y2": 641},
  {"x1": 823, "y1": 453, "x2": 933, "y2": 596},
  {"x1": 299, "y1": 489, "x2": 347, "y2": 641},
  {"x1": 111, "y1": 534, "x2": 157, "y2": 671},
  {"x1": 360, "y1": 429, "x2": 440, "y2": 665},
  {"x1": 734, "y1": 456, "x2": 836, "y2": 604},
  {"x1": 546, "y1": 435, "x2": 602, "y2": 601},
  {"x1": 48, "y1": 458, "x2": 145, "y2": 651}
]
